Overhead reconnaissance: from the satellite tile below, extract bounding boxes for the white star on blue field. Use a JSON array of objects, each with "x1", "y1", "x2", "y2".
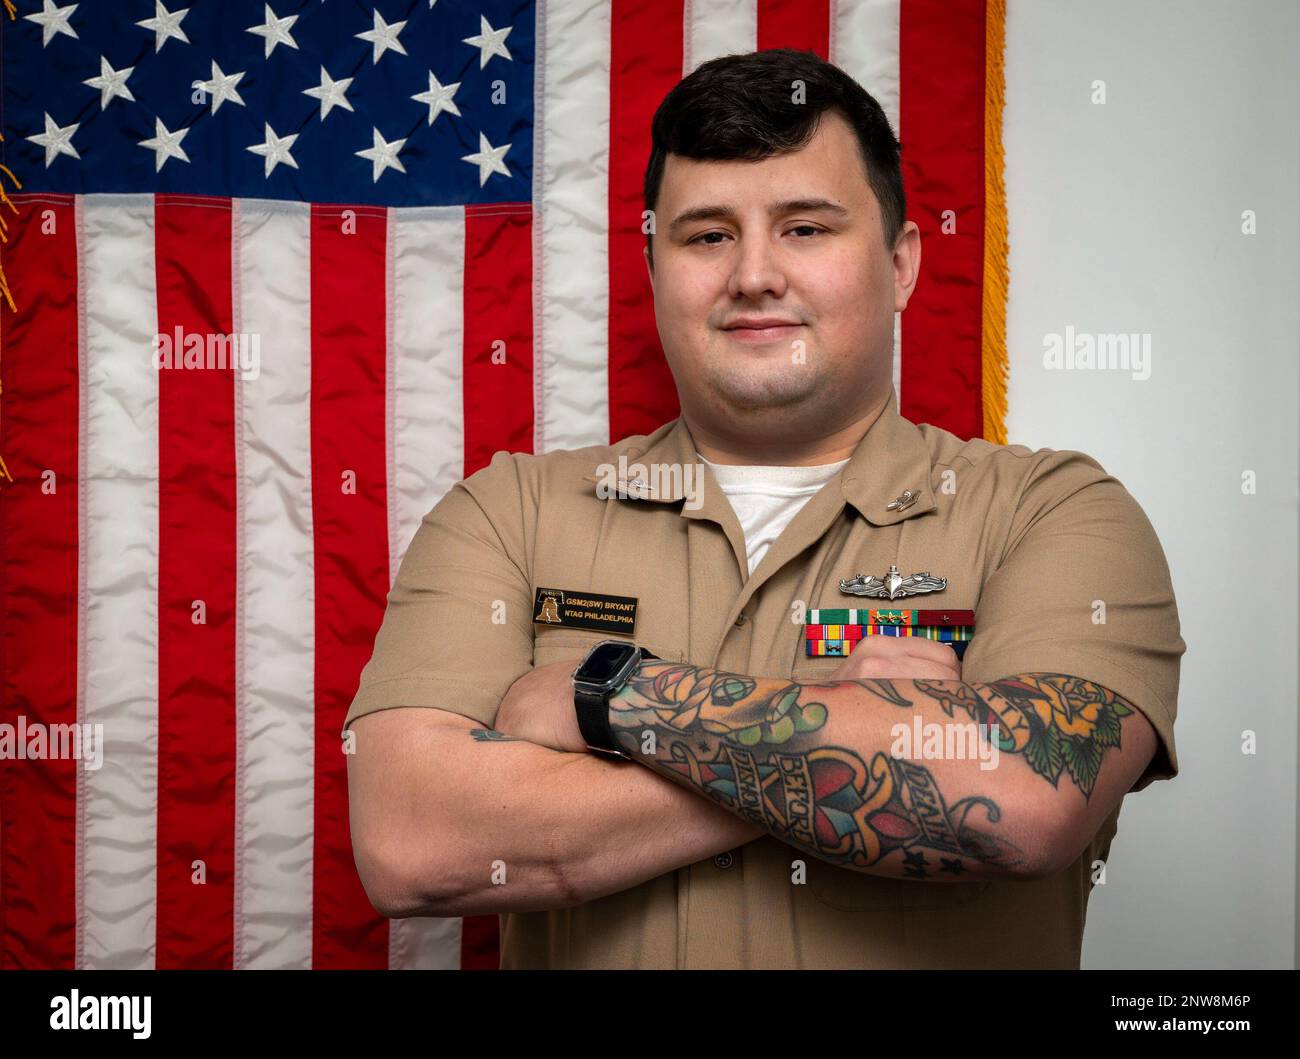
[{"x1": 12, "y1": 0, "x2": 535, "y2": 206}]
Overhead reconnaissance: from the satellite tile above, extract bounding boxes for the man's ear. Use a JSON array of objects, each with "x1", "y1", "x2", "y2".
[
  {"x1": 892, "y1": 220, "x2": 921, "y2": 313},
  {"x1": 643, "y1": 244, "x2": 654, "y2": 292}
]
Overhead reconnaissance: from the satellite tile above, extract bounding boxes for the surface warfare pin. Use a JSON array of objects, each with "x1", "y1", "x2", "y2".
[
  {"x1": 839, "y1": 564, "x2": 947, "y2": 601},
  {"x1": 533, "y1": 587, "x2": 639, "y2": 634}
]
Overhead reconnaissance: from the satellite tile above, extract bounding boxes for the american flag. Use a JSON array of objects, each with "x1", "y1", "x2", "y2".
[{"x1": 0, "y1": 0, "x2": 1006, "y2": 969}]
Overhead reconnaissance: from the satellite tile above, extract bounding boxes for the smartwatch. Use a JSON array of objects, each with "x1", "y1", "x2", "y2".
[{"x1": 573, "y1": 640, "x2": 658, "y2": 760}]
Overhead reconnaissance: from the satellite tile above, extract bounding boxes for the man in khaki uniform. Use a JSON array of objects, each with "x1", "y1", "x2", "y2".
[{"x1": 344, "y1": 49, "x2": 1183, "y2": 969}]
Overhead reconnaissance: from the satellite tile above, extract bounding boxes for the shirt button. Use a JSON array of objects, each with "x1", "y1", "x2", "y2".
[
  {"x1": 733, "y1": 612, "x2": 748, "y2": 627},
  {"x1": 714, "y1": 850, "x2": 735, "y2": 869}
]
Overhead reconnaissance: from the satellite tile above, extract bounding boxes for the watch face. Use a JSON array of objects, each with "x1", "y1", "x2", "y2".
[{"x1": 577, "y1": 641, "x2": 635, "y2": 684}]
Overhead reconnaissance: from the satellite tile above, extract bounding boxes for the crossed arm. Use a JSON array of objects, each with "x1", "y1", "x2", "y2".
[
  {"x1": 600, "y1": 663, "x2": 1158, "y2": 883},
  {"x1": 349, "y1": 663, "x2": 1157, "y2": 917}
]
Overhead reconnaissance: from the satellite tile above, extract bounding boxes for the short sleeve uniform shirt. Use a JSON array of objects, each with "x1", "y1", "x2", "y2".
[{"x1": 343, "y1": 389, "x2": 1184, "y2": 969}]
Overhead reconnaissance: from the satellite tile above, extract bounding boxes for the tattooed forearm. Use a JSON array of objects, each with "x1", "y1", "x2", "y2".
[
  {"x1": 912, "y1": 674, "x2": 1134, "y2": 798},
  {"x1": 608, "y1": 663, "x2": 1026, "y2": 877}
]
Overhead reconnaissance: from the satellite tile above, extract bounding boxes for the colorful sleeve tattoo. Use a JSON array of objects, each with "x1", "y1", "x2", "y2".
[{"x1": 607, "y1": 664, "x2": 1139, "y2": 879}]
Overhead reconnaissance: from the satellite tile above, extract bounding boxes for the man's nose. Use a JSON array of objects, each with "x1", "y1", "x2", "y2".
[{"x1": 726, "y1": 233, "x2": 789, "y2": 301}]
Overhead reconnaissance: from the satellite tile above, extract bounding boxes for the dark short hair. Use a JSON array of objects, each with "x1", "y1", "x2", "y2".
[{"x1": 643, "y1": 48, "x2": 905, "y2": 267}]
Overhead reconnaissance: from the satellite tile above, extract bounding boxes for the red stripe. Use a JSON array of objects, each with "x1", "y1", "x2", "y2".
[
  {"x1": 458, "y1": 202, "x2": 536, "y2": 968},
  {"x1": 310, "y1": 204, "x2": 391, "y2": 968},
  {"x1": 899, "y1": 0, "x2": 986, "y2": 439},
  {"x1": 758, "y1": 0, "x2": 830, "y2": 57},
  {"x1": 154, "y1": 195, "x2": 238, "y2": 968},
  {"x1": 608, "y1": 0, "x2": 684, "y2": 444},
  {"x1": 0, "y1": 195, "x2": 80, "y2": 968},
  {"x1": 462, "y1": 204, "x2": 535, "y2": 475}
]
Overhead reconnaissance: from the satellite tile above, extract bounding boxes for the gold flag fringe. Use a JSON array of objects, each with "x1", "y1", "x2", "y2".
[
  {"x1": 0, "y1": 160, "x2": 17, "y2": 314},
  {"x1": 0, "y1": 27, "x2": 17, "y2": 485},
  {"x1": 982, "y1": 0, "x2": 1009, "y2": 444},
  {"x1": 0, "y1": 0, "x2": 14, "y2": 482}
]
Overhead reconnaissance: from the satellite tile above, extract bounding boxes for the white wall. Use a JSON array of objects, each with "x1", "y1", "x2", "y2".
[{"x1": 1003, "y1": 0, "x2": 1299, "y2": 967}]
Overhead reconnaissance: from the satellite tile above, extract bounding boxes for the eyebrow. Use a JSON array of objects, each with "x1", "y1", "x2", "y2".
[{"x1": 667, "y1": 198, "x2": 850, "y2": 235}]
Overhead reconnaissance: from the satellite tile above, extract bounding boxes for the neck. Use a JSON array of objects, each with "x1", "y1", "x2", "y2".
[{"x1": 685, "y1": 393, "x2": 892, "y2": 466}]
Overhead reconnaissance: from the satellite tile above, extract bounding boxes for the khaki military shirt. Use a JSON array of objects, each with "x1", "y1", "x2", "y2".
[{"x1": 343, "y1": 389, "x2": 1184, "y2": 969}]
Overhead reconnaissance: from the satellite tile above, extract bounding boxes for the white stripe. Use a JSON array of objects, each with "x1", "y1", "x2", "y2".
[
  {"x1": 536, "y1": 0, "x2": 612, "y2": 452},
  {"x1": 78, "y1": 195, "x2": 160, "y2": 969},
  {"x1": 831, "y1": 0, "x2": 901, "y2": 134},
  {"x1": 386, "y1": 205, "x2": 468, "y2": 969},
  {"x1": 388, "y1": 207, "x2": 466, "y2": 570},
  {"x1": 75, "y1": 196, "x2": 88, "y2": 970},
  {"x1": 832, "y1": 1, "x2": 903, "y2": 399},
  {"x1": 685, "y1": 0, "x2": 757, "y2": 75},
  {"x1": 232, "y1": 199, "x2": 316, "y2": 969}
]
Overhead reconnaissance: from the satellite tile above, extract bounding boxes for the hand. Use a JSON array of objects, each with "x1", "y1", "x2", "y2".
[
  {"x1": 494, "y1": 656, "x2": 590, "y2": 753},
  {"x1": 828, "y1": 635, "x2": 963, "y2": 682}
]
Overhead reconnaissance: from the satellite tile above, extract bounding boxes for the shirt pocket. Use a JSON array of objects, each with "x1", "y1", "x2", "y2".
[
  {"x1": 807, "y1": 857, "x2": 990, "y2": 912},
  {"x1": 898, "y1": 877, "x2": 990, "y2": 910},
  {"x1": 804, "y1": 860, "x2": 904, "y2": 912}
]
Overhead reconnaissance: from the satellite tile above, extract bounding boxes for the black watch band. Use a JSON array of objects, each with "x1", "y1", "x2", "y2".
[{"x1": 575, "y1": 647, "x2": 657, "y2": 758}]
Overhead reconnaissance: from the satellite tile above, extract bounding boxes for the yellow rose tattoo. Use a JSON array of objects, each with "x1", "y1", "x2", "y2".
[{"x1": 914, "y1": 674, "x2": 1132, "y2": 798}]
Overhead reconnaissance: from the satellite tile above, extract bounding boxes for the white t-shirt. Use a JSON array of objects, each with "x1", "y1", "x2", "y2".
[{"x1": 697, "y1": 451, "x2": 850, "y2": 576}]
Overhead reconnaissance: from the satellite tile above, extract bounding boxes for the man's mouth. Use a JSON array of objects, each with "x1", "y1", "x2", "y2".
[{"x1": 723, "y1": 320, "x2": 803, "y2": 344}]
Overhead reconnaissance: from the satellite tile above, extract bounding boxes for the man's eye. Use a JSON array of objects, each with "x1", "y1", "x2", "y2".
[{"x1": 687, "y1": 227, "x2": 821, "y2": 246}]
